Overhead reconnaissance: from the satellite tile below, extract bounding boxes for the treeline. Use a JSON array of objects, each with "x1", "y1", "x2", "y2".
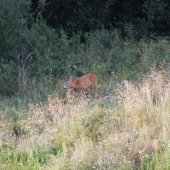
[
  {"x1": 33, "y1": 0, "x2": 170, "y2": 39},
  {"x1": 0, "y1": 0, "x2": 170, "y2": 95}
]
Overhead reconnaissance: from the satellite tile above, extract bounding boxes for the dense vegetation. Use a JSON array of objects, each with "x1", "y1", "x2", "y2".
[
  {"x1": 1, "y1": 0, "x2": 170, "y2": 169},
  {"x1": 1, "y1": 0, "x2": 170, "y2": 94}
]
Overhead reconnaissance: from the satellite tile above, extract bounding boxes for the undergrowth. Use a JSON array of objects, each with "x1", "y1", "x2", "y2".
[{"x1": 1, "y1": 67, "x2": 170, "y2": 169}]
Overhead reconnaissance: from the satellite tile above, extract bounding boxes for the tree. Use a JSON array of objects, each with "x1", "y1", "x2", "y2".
[{"x1": 144, "y1": 0, "x2": 170, "y2": 37}]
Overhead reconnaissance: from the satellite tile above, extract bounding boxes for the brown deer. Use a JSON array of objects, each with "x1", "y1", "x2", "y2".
[{"x1": 64, "y1": 74, "x2": 102, "y2": 97}]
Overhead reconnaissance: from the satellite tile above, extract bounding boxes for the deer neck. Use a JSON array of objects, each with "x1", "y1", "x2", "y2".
[{"x1": 69, "y1": 80, "x2": 75, "y2": 88}]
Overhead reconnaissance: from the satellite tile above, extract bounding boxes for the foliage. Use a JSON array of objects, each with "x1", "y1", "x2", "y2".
[
  {"x1": 42, "y1": 0, "x2": 116, "y2": 33},
  {"x1": 0, "y1": 0, "x2": 170, "y2": 95},
  {"x1": 32, "y1": 0, "x2": 170, "y2": 39},
  {"x1": 144, "y1": 0, "x2": 170, "y2": 37},
  {"x1": 1, "y1": 0, "x2": 170, "y2": 169}
]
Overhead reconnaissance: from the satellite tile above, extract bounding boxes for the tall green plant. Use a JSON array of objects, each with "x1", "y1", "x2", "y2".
[{"x1": 0, "y1": 0, "x2": 63, "y2": 94}]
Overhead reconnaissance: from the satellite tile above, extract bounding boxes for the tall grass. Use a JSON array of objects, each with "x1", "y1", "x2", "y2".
[{"x1": 1, "y1": 67, "x2": 170, "y2": 169}]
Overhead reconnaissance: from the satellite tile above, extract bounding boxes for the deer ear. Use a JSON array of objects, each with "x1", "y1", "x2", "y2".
[{"x1": 65, "y1": 75, "x2": 68, "y2": 81}]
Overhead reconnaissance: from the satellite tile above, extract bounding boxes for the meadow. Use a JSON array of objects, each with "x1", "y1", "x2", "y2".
[
  {"x1": 1, "y1": 0, "x2": 170, "y2": 169},
  {"x1": 1, "y1": 66, "x2": 170, "y2": 170}
]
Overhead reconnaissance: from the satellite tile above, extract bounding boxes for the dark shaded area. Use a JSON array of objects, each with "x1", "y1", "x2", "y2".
[{"x1": 31, "y1": 0, "x2": 170, "y2": 39}]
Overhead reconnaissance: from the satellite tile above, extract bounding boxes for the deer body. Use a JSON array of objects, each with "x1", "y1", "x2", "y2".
[{"x1": 64, "y1": 74, "x2": 102, "y2": 96}]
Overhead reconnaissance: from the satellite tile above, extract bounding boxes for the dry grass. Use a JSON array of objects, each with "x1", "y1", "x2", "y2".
[{"x1": 1, "y1": 68, "x2": 170, "y2": 169}]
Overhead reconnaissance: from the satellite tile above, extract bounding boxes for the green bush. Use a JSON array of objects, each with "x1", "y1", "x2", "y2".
[{"x1": 1, "y1": 0, "x2": 170, "y2": 96}]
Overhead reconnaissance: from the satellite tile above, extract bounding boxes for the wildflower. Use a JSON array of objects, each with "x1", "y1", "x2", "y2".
[
  {"x1": 112, "y1": 123, "x2": 116, "y2": 126},
  {"x1": 108, "y1": 109, "x2": 111, "y2": 113},
  {"x1": 115, "y1": 106, "x2": 119, "y2": 111},
  {"x1": 121, "y1": 80, "x2": 126, "y2": 84}
]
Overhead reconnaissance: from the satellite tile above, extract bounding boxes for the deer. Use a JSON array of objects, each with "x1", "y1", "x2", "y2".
[{"x1": 64, "y1": 74, "x2": 102, "y2": 97}]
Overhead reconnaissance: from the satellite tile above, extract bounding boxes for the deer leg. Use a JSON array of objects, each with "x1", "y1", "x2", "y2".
[
  {"x1": 67, "y1": 89, "x2": 76, "y2": 103},
  {"x1": 80, "y1": 89, "x2": 86, "y2": 98},
  {"x1": 88, "y1": 85, "x2": 97, "y2": 95},
  {"x1": 97, "y1": 85, "x2": 103, "y2": 90}
]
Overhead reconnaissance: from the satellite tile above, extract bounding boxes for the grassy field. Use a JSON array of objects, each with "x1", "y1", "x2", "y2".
[{"x1": 1, "y1": 67, "x2": 170, "y2": 169}]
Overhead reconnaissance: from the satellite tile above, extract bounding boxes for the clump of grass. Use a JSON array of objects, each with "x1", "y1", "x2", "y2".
[{"x1": 114, "y1": 67, "x2": 170, "y2": 167}]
